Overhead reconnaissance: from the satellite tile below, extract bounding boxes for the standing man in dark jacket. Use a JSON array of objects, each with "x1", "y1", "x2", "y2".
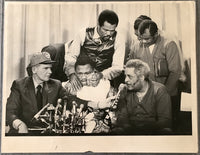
[{"x1": 6, "y1": 52, "x2": 67, "y2": 133}]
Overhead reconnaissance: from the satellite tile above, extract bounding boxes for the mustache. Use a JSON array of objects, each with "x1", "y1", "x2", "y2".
[{"x1": 126, "y1": 79, "x2": 139, "y2": 86}]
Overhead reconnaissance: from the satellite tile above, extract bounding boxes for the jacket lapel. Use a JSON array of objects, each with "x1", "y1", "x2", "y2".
[
  {"x1": 24, "y1": 77, "x2": 38, "y2": 113},
  {"x1": 152, "y1": 35, "x2": 162, "y2": 56},
  {"x1": 25, "y1": 78, "x2": 55, "y2": 110},
  {"x1": 42, "y1": 82, "x2": 49, "y2": 107},
  {"x1": 43, "y1": 81, "x2": 54, "y2": 106}
]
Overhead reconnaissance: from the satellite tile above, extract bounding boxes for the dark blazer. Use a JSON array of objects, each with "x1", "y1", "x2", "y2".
[{"x1": 6, "y1": 76, "x2": 67, "y2": 128}]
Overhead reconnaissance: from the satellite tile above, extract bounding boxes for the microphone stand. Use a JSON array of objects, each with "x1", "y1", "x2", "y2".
[
  {"x1": 62, "y1": 99, "x2": 68, "y2": 133},
  {"x1": 71, "y1": 101, "x2": 77, "y2": 133},
  {"x1": 47, "y1": 104, "x2": 55, "y2": 133},
  {"x1": 54, "y1": 99, "x2": 62, "y2": 133}
]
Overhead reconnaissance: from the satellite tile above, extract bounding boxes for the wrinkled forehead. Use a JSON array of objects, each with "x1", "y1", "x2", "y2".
[
  {"x1": 101, "y1": 21, "x2": 117, "y2": 31},
  {"x1": 125, "y1": 67, "x2": 136, "y2": 76},
  {"x1": 76, "y1": 64, "x2": 93, "y2": 73}
]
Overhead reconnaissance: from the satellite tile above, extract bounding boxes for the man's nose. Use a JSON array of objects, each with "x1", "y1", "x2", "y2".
[
  {"x1": 82, "y1": 74, "x2": 87, "y2": 79},
  {"x1": 125, "y1": 76, "x2": 128, "y2": 83},
  {"x1": 106, "y1": 31, "x2": 111, "y2": 36},
  {"x1": 48, "y1": 68, "x2": 52, "y2": 74}
]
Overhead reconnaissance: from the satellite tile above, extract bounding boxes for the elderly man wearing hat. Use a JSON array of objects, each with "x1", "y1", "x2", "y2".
[{"x1": 6, "y1": 52, "x2": 67, "y2": 134}]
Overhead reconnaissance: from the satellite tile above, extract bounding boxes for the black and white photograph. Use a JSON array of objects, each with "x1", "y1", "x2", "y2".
[{"x1": 0, "y1": 0, "x2": 198, "y2": 153}]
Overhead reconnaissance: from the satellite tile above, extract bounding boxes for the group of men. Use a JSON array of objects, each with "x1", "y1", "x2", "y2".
[{"x1": 6, "y1": 9, "x2": 183, "y2": 134}]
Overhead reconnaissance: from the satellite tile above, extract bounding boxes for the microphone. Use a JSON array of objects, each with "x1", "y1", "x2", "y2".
[
  {"x1": 118, "y1": 83, "x2": 127, "y2": 93},
  {"x1": 78, "y1": 104, "x2": 84, "y2": 116},
  {"x1": 32, "y1": 103, "x2": 50, "y2": 120},
  {"x1": 55, "y1": 99, "x2": 62, "y2": 114},
  {"x1": 56, "y1": 98, "x2": 62, "y2": 108},
  {"x1": 62, "y1": 99, "x2": 68, "y2": 132},
  {"x1": 54, "y1": 99, "x2": 62, "y2": 126},
  {"x1": 62, "y1": 99, "x2": 68, "y2": 118},
  {"x1": 47, "y1": 104, "x2": 55, "y2": 123},
  {"x1": 111, "y1": 83, "x2": 127, "y2": 108},
  {"x1": 72, "y1": 101, "x2": 77, "y2": 115},
  {"x1": 79, "y1": 104, "x2": 84, "y2": 111},
  {"x1": 71, "y1": 101, "x2": 77, "y2": 121}
]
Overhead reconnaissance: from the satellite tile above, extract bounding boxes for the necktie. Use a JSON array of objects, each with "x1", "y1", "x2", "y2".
[{"x1": 36, "y1": 85, "x2": 43, "y2": 111}]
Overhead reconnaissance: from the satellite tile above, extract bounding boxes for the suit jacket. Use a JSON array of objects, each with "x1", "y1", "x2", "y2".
[{"x1": 6, "y1": 76, "x2": 67, "y2": 128}]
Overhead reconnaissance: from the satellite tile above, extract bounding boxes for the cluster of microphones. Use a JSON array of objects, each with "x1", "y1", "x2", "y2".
[{"x1": 30, "y1": 83, "x2": 127, "y2": 134}]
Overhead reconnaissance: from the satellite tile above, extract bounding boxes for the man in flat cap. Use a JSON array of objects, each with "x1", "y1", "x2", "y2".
[{"x1": 6, "y1": 52, "x2": 67, "y2": 134}]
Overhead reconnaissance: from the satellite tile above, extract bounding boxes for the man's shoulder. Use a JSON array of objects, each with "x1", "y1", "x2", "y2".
[
  {"x1": 14, "y1": 76, "x2": 31, "y2": 84},
  {"x1": 152, "y1": 80, "x2": 165, "y2": 88},
  {"x1": 131, "y1": 40, "x2": 141, "y2": 50},
  {"x1": 151, "y1": 81, "x2": 168, "y2": 94},
  {"x1": 159, "y1": 33, "x2": 177, "y2": 47},
  {"x1": 10, "y1": 76, "x2": 32, "y2": 90}
]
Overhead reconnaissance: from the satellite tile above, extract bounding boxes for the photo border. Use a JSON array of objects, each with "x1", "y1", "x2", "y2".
[{"x1": 0, "y1": 0, "x2": 199, "y2": 154}]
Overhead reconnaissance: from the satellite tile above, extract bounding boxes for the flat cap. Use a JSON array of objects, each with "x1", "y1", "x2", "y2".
[{"x1": 30, "y1": 52, "x2": 55, "y2": 67}]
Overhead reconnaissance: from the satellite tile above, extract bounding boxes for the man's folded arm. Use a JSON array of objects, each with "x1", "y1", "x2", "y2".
[{"x1": 6, "y1": 81, "x2": 23, "y2": 128}]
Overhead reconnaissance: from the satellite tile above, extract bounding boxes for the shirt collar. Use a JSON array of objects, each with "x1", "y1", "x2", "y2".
[
  {"x1": 93, "y1": 26, "x2": 114, "y2": 41},
  {"x1": 32, "y1": 76, "x2": 43, "y2": 89},
  {"x1": 93, "y1": 27, "x2": 100, "y2": 39}
]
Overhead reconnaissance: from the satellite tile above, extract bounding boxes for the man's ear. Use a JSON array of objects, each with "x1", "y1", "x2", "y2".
[
  {"x1": 153, "y1": 31, "x2": 159, "y2": 38},
  {"x1": 32, "y1": 66, "x2": 37, "y2": 74}
]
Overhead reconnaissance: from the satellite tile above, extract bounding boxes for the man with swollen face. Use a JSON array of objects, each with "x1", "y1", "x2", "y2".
[
  {"x1": 113, "y1": 59, "x2": 172, "y2": 134},
  {"x1": 6, "y1": 52, "x2": 67, "y2": 133},
  {"x1": 64, "y1": 9, "x2": 125, "y2": 93},
  {"x1": 62, "y1": 56, "x2": 118, "y2": 133},
  {"x1": 63, "y1": 55, "x2": 103, "y2": 95}
]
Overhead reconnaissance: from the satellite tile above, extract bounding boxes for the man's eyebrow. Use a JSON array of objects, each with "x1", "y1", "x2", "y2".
[{"x1": 102, "y1": 27, "x2": 115, "y2": 31}]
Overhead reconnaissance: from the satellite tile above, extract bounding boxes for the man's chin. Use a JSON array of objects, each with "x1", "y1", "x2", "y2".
[
  {"x1": 127, "y1": 86, "x2": 133, "y2": 91},
  {"x1": 44, "y1": 78, "x2": 50, "y2": 82},
  {"x1": 127, "y1": 86, "x2": 137, "y2": 91},
  {"x1": 81, "y1": 82, "x2": 87, "y2": 86},
  {"x1": 90, "y1": 81, "x2": 100, "y2": 87}
]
